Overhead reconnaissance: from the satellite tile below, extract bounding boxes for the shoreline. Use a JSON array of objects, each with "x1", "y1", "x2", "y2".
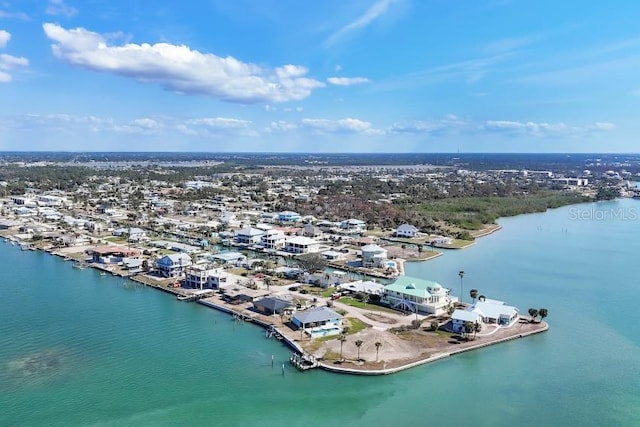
[{"x1": 1, "y1": 218, "x2": 544, "y2": 377}]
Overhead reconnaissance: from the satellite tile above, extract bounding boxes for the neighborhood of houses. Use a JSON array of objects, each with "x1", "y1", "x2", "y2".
[{"x1": 0, "y1": 163, "x2": 551, "y2": 372}]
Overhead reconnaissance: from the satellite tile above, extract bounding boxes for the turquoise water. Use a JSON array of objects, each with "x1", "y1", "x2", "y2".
[{"x1": 1, "y1": 199, "x2": 639, "y2": 426}]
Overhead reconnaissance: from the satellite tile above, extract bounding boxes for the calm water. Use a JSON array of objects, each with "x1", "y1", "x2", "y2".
[{"x1": 1, "y1": 199, "x2": 639, "y2": 426}]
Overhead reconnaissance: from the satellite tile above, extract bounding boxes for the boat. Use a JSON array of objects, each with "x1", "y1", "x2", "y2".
[
  {"x1": 72, "y1": 261, "x2": 87, "y2": 270},
  {"x1": 100, "y1": 272, "x2": 107, "y2": 276}
]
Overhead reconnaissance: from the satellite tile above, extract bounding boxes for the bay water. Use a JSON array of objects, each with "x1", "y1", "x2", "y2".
[{"x1": 1, "y1": 199, "x2": 639, "y2": 426}]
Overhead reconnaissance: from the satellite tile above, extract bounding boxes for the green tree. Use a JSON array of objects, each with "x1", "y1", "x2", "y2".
[
  {"x1": 470, "y1": 289, "x2": 479, "y2": 304},
  {"x1": 528, "y1": 308, "x2": 539, "y2": 323},
  {"x1": 339, "y1": 334, "x2": 347, "y2": 361},
  {"x1": 355, "y1": 339, "x2": 364, "y2": 361},
  {"x1": 538, "y1": 308, "x2": 548, "y2": 323},
  {"x1": 375, "y1": 341, "x2": 382, "y2": 361},
  {"x1": 430, "y1": 320, "x2": 439, "y2": 331}
]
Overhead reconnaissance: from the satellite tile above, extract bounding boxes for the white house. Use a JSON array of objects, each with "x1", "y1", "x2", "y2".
[
  {"x1": 184, "y1": 265, "x2": 228, "y2": 289},
  {"x1": 451, "y1": 299, "x2": 519, "y2": 332},
  {"x1": 284, "y1": 236, "x2": 320, "y2": 254},
  {"x1": 340, "y1": 218, "x2": 366, "y2": 232},
  {"x1": 235, "y1": 227, "x2": 264, "y2": 245},
  {"x1": 451, "y1": 309, "x2": 483, "y2": 333},
  {"x1": 394, "y1": 224, "x2": 419, "y2": 238},
  {"x1": 156, "y1": 253, "x2": 192, "y2": 278},
  {"x1": 382, "y1": 276, "x2": 455, "y2": 315},
  {"x1": 261, "y1": 229, "x2": 286, "y2": 250},
  {"x1": 361, "y1": 244, "x2": 388, "y2": 268},
  {"x1": 211, "y1": 251, "x2": 247, "y2": 266}
]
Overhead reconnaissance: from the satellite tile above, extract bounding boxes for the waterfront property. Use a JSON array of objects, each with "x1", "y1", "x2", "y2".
[
  {"x1": 235, "y1": 227, "x2": 264, "y2": 245},
  {"x1": 88, "y1": 246, "x2": 141, "y2": 264},
  {"x1": 284, "y1": 236, "x2": 320, "y2": 254},
  {"x1": 292, "y1": 307, "x2": 343, "y2": 337},
  {"x1": 394, "y1": 223, "x2": 419, "y2": 238},
  {"x1": 155, "y1": 253, "x2": 193, "y2": 278},
  {"x1": 253, "y1": 297, "x2": 294, "y2": 315},
  {"x1": 361, "y1": 244, "x2": 388, "y2": 268},
  {"x1": 382, "y1": 276, "x2": 455, "y2": 315},
  {"x1": 466, "y1": 299, "x2": 519, "y2": 326},
  {"x1": 184, "y1": 265, "x2": 228, "y2": 289}
]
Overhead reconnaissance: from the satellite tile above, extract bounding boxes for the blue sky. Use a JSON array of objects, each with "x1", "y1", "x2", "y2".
[{"x1": 0, "y1": 0, "x2": 638, "y2": 153}]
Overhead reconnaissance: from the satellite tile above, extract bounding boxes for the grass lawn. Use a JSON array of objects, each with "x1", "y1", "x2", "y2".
[
  {"x1": 339, "y1": 297, "x2": 399, "y2": 314},
  {"x1": 345, "y1": 317, "x2": 368, "y2": 334}
]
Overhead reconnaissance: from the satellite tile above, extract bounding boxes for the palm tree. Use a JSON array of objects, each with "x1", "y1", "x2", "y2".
[
  {"x1": 478, "y1": 294, "x2": 486, "y2": 302},
  {"x1": 355, "y1": 339, "x2": 364, "y2": 361},
  {"x1": 470, "y1": 289, "x2": 479, "y2": 304},
  {"x1": 538, "y1": 308, "x2": 548, "y2": 323},
  {"x1": 458, "y1": 270, "x2": 465, "y2": 304},
  {"x1": 463, "y1": 321, "x2": 474, "y2": 340},
  {"x1": 528, "y1": 308, "x2": 539, "y2": 323},
  {"x1": 339, "y1": 334, "x2": 347, "y2": 361},
  {"x1": 375, "y1": 341, "x2": 382, "y2": 361}
]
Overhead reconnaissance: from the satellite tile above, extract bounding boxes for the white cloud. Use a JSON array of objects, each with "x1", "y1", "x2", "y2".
[
  {"x1": 0, "y1": 71, "x2": 10, "y2": 82},
  {"x1": 631, "y1": 89, "x2": 640, "y2": 96},
  {"x1": 45, "y1": 0, "x2": 78, "y2": 17},
  {"x1": 327, "y1": 76, "x2": 370, "y2": 86},
  {"x1": 300, "y1": 118, "x2": 383, "y2": 135},
  {"x1": 42, "y1": 23, "x2": 325, "y2": 103},
  {"x1": 481, "y1": 120, "x2": 615, "y2": 137},
  {"x1": 325, "y1": 0, "x2": 401, "y2": 46},
  {"x1": 0, "y1": 53, "x2": 28, "y2": 69},
  {"x1": 0, "y1": 10, "x2": 29, "y2": 20},
  {"x1": 0, "y1": 30, "x2": 10, "y2": 48},
  {"x1": 187, "y1": 117, "x2": 252, "y2": 129},
  {"x1": 389, "y1": 115, "x2": 468, "y2": 134}
]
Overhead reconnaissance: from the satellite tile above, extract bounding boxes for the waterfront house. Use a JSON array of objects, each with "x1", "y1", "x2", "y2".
[
  {"x1": 261, "y1": 229, "x2": 286, "y2": 250},
  {"x1": 382, "y1": 276, "x2": 454, "y2": 315},
  {"x1": 156, "y1": 253, "x2": 192, "y2": 278},
  {"x1": 253, "y1": 297, "x2": 294, "y2": 315},
  {"x1": 468, "y1": 300, "x2": 519, "y2": 326},
  {"x1": 394, "y1": 224, "x2": 419, "y2": 238},
  {"x1": 451, "y1": 309, "x2": 483, "y2": 333},
  {"x1": 277, "y1": 211, "x2": 301, "y2": 223},
  {"x1": 235, "y1": 227, "x2": 264, "y2": 245},
  {"x1": 292, "y1": 307, "x2": 343, "y2": 337},
  {"x1": 337, "y1": 280, "x2": 385, "y2": 296},
  {"x1": 89, "y1": 246, "x2": 141, "y2": 264},
  {"x1": 211, "y1": 251, "x2": 247, "y2": 266},
  {"x1": 284, "y1": 236, "x2": 320, "y2": 254},
  {"x1": 184, "y1": 265, "x2": 228, "y2": 289},
  {"x1": 361, "y1": 244, "x2": 388, "y2": 268}
]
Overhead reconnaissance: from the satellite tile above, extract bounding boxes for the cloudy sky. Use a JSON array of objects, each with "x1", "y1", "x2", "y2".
[{"x1": 0, "y1": 0, "x2": 638, "y2": 152}]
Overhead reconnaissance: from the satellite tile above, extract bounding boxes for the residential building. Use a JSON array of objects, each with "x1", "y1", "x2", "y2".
[
  {"x1": 235, "y1": 227, "x2": 264, "y2": 245},
  {"x1": 394, "y1": 223, "x2": 419, "y2": 238},
  {"x1": 361, "y1": 244, "x2": 388, "y2": 268},
  {"x1": 340, "y1": 218, "x2": 366, "y2": 232},
  {"x1": 382, "y1": 276, "x2": 454, "y2": 315},
  {"x1": 277, "y1": 211, "x2": 301, "y2": 223},
  {"x1": 253, "y1": 297, "x2": 294, "y2": 315},
  {"x1": 184, "y1": 265, "x2": 228, "y2": 289},
  {"x1": 292, "y1": 307, "x2": 343, "y2": 337},
  {"x1": 156, "y1": 253, "x2": 192, "y2": 278},
  {"x1": 261, "y1": 229, "x2": 286, "y2": 250},
  {"x1": 284, "y1": 236, "x2": 320, "y2": 254}
]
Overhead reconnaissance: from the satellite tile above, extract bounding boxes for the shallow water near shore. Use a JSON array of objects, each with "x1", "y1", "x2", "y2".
[{"x1": 1, "y1": 199, "x2": 639, "y2": 426}]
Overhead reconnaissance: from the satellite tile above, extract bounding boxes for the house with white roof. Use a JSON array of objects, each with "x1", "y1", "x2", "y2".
[
  {"x1": 394, "y1": 223, "x2": 419, "y2": 238},
  {"x1": 261, "y1": 229, "x2": 286, "y2": 250},
  {"x1": 451, "y1": 299, "x2": 519, "y2": 332},
  {"x1": 184, "y1": 265, "x2": 228, "y2": 289},
  {"x1": 235, "y1": 227, "x2": 264, "y2": 245},
  {"x1": 382, "y1": 276, "x2": 455, "y2": 315},
  {"x1": 284, "y1": 236, "x2": 320, "y2": 254},
  {"x1": 361, "y1": 244, "x2": 388, "y2": 268}
]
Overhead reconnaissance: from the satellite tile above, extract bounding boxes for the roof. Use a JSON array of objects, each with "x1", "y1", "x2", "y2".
[
  {"x1": 385, "y1": 276, "x2": 446, "y2": 298},
  {"x1": 293, "y1": 306, "x2": 342, "y2": 324},
  {"x1": 397, "y1": 224, "x2": 418, "y2": 232},
  {"x1": 361, "y1": 244, "x2": 385, "y2": 252},
  {"x1": 90, "y1": 246, "x2": 141, "y2": 257},
  {"x1": 212, "y1": 252, "x2": 246, "y2": 261},
  {"x1": 452, "y1": 309, "x2": 482, "y2": 322},
  {"x1": 253, "y1": 297, "x2": 293, "y2": 313},
  {"x1": 470, "y1": 301, "x2": 518, "y2": 319},
  {"x1": 338, "y1": 280, "x2": 385, "y2": 295},
  {"x1": 236, "y1": 227, "x2": 264, "y2": 236},
  {"x1": 286, "y1": 236, "x2": 318, "y2": 245}
]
